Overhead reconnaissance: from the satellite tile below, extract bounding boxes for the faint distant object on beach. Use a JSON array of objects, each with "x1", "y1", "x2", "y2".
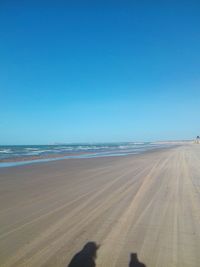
[{"x1": 195, "y1": 136, "x2": 200, "y2": 144}]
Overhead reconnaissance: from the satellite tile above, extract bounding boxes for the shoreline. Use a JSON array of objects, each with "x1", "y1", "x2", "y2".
[
  {"x1": 0, "y1": 142, "x2": 187, "y2": 165},
  {"x1": 0, "y1": 145, "x2": 178, "y2": 168}
]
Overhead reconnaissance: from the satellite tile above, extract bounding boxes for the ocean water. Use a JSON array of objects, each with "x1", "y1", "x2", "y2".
[{"x1": 0, "y1": 143, "x2": 171, "y2": 168}]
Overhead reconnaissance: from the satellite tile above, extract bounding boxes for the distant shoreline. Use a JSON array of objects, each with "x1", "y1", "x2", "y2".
[
  {"x1": 0, "y1": 144, "x2": 179, "y2": 168},
  {"x1": 0, "y1": 141, "x2": 192, "y2": 168}
]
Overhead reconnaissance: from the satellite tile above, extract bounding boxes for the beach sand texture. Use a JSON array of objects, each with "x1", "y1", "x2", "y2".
[{"x1": 0, "y1": 145, "x2": 200, "y2": 267}]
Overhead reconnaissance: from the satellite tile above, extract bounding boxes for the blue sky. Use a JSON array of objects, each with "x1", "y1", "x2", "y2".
[{"x1": 0, "y1": 1, "x2": 200, "y2": 144}]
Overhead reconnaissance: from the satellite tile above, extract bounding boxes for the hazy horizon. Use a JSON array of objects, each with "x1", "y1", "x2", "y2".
[{"x1": 0, "y1": 139, "x2": 193, "y2": 146}]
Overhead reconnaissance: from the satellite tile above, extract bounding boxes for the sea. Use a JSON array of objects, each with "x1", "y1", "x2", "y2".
[{"x1": 0, "y1": 142, "x2": 172, "y2": 168}]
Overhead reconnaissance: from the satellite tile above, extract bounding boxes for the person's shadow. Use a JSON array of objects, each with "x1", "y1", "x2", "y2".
[
  {"x1": 67, "y1": 242, "x2": 100, "y2": 267},
  {"x1": 129, "y1": 253, "x2": 146, "y2": 267}
]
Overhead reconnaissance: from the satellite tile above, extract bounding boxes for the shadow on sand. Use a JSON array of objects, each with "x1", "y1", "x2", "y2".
[
  {"x1": 67, "y1": 241, "x2": 146, "y2": 267},
  {"x1": 67, "y1": 242, "x2": 100, "y2": 267},
  {"x1": 129, "y1": 253, "x2": 146, "y2": 267}
]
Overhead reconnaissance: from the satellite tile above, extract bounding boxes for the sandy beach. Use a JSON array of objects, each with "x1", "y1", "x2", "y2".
[{"x1": 0, "y1": 144, "x2": 200, "y2": 267}]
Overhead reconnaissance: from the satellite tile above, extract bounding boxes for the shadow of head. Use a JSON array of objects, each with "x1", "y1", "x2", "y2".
[
  {"x1": 67, "y1": 242, "x2": 100, "y2": 267},
  {"x1": 129, "y1": 253, "x2": 146, "y2": 267}
]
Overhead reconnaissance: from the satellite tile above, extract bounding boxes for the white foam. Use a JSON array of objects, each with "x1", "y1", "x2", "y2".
[{"x1": 0, "y1": 149, "x2": 12, "y2": 153}]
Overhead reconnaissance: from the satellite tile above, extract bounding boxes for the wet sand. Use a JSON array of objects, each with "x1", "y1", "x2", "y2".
[
  {"x1": 0, "y1": 151, "x2": 90, "y2": 163},
  {"x1": 0, "y1": 145, "x2": 200, "y2": 267}
]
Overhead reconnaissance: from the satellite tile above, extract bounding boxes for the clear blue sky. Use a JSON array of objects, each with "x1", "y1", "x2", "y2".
[{"x1": 0, "y1": 1, "x2": 200, "y2": 145}]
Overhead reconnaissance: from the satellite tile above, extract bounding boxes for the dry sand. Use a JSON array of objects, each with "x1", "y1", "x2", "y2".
[{"x1": 0, "y1": 145, "x2": 200, "y2": 267}]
